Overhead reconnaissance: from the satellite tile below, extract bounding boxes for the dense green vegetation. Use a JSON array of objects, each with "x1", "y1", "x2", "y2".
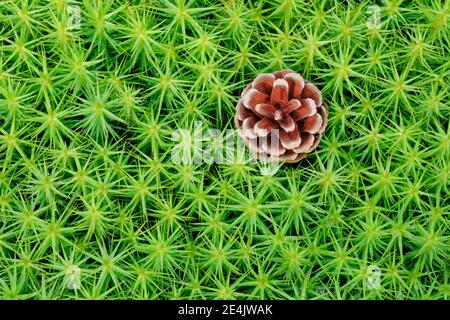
[{"x1": 0, "y1": 0, "x2": 448, "y2": 299}]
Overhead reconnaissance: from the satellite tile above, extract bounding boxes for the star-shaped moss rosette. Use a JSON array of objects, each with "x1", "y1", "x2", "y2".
[{"x1": 235, "y1": 69, "x2": 328, "y2": 163}]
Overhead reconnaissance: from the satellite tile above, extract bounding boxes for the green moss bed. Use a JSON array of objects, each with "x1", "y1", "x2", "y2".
[{"x1": 0, "y1": 0, "x2": 448, "y2": 299}]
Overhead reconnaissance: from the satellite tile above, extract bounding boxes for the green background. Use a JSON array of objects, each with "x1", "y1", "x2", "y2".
[{"x1": 0, "y1": 0, "x2": 448, "y2": 299}]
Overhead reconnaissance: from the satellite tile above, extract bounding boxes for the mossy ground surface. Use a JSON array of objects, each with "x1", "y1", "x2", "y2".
[{"x1": 0, "y1": 0, "x2": 449, "y2": 299}]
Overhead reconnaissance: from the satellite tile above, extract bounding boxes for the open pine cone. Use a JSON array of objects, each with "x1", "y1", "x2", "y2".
[{"x1": 234, "y1": 69, "x2": 327, "y2": 163}]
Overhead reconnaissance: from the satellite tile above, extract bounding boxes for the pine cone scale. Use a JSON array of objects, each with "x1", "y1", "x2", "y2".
[
  {"x1": 271, "y1": 79, "x2": 289, "y2": 105},
  {"x1": 293, "y1": 133, "x2": 315, "y2": 153},
  {"x1": 255, "y1": 103, "x2": 277, "y2": 119},
  {"x1": 243, "y1": 89, "x2": 269, "y2": 111},
  {"x1": 281, "y1": 99, "x2": 301, "y2": 114},
  {"x1": 236, "y1": 101, "x2": 252, "y2": 121},
  {"x1": 252, "y1": 73, "x2": 275, "y2": 94},
  {"x1": 301, "y1": 83, "x2": 322, "y2": 106},
  {"x1": 242, "y1": 116, "x2": 258, "y2": 139},
  {"x1": 302, "y1": 113, "x2": 323, "y2": 133},
  {"x1": 284, "y1": 73, "x2": 305, "y2": 99},
  {"x1": 279, "y1": 128, "x2": 301, "y2": 149},
  {"x1": 254, "y1": 118, "x2": 278, "y2": 137}
]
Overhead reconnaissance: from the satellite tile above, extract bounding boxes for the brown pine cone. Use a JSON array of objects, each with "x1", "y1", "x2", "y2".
[{"x1": 234, "y1": 69, "x2": 327, "y2": 163}]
